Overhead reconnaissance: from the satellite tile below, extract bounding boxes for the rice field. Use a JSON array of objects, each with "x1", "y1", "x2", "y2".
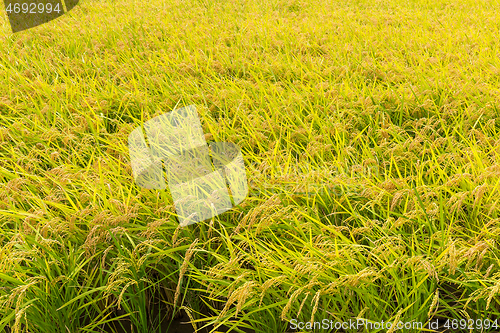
[{"x1": 1, "y1": 0, "x2": 500, "y2": 332}]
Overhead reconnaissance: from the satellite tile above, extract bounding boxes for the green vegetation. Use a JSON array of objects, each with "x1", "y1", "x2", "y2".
[{"x1": 1, "y1": 0, "x2": 500, "y2": 331}]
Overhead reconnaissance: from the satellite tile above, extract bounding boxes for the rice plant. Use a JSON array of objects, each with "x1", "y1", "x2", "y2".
[{"x1": 1, "y1": 0, "x2": 500, "y2": 331}]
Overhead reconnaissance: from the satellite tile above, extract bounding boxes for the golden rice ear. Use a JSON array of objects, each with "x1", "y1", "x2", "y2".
[{"x1": 5, "y1": 0, "x2": 79, "y2": 33}]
